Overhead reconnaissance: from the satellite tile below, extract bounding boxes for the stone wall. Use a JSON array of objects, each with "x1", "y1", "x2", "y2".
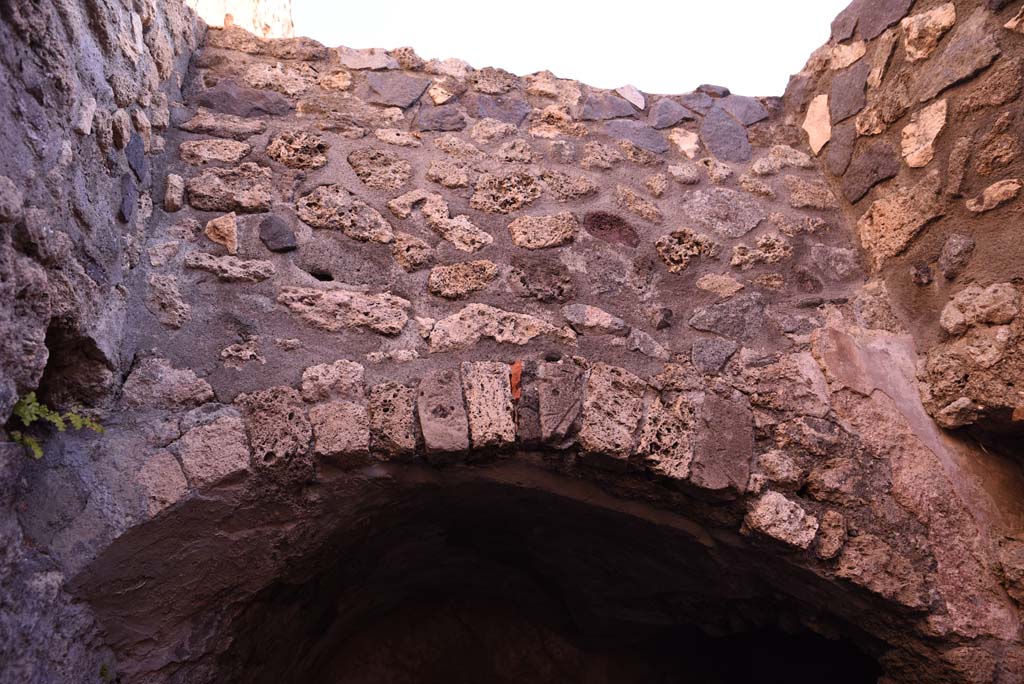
[{"x1": 2, "y1": 1, "x2": 1024, "y2": 683}]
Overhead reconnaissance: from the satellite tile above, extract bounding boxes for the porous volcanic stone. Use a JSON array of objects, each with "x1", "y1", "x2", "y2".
[{"x1": 417, "y1": 368, "x2": 470, "y2": 459}]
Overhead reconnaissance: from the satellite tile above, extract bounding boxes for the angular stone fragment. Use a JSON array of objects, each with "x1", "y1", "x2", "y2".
[
  {"x1": 626, "y1": 329, "x2": 671, "y2": 361},
  {"x1": 184, "y1": 253, "x2": 275, "y2": 282},
  {"x1": 937, "y1": 233, "x2": 975, "y2": 280},
  {"x1": 746, "y1": 491, "x2": 818, "y2": 549},
  {"x1": 389, "y1": 189, "x2": 492, "y2": 252},
  {"x1": 414, "y1": 104, "x2": 467, "y2": 132},
  {"x1": 830, "y1": 41, "x2": 866, "y2": 69},
  {"x1": 689, "y1": 293, "x2": 766, "y2": 340},
  {"x1": 179, "y1": 108, "x2": 267, "y2": 140},
  {"x1": 826, "y1": 122, "x2": 856, "y2": 175},
  {"x1": 785, "y1": 176, "x2": 837, "y2": 209},
  {"x1": 186, "y1": 163, "x2": 273, "y2": 212},
  {"x1": 300, "y1": 360, "x2": 365, "y2": 403},
  {"x1": 164, "y1": 174, "x2": 184, "y2": 212},
  {"x1": 856, "y1": 171, "x2": 943, "y2": 269},
  {"x1": 717, "y1": 95, "x2": 769, "y2": 126},
  {"x1": 901, "y1": 100, "x2": 946, "y2": 168},
  {"x1": 690, "y1": 392, "x2": 753, "y2": 492},
  {"x1": 696, "y1": 273, "x2": 744, "y2": 297},
  {"x1": 471, "y1": 172, "x2": 542, "y2": 214},
  {"x1": 562, "y1": 304, "x2": 626, "y2": 335},
  {"x1": 637, "y1": 396, "x2": 695, "y2": 480},
  {"x1": 347, "y1": 148, "x2": 411, "y2": 190},
  {"x1": 204, "y1": 213, "x2": 238, "y2": 254},
  {"x1": 615, "y1": 185, "x2": 662, "y2": 224},
  {"x1": 580, "y1": 92, "x2": 636, "y2": 120},
  {"x1": 365, "y1": 72, "x2": 430, "y2": 108},
  {"x1": 259, "y1": 215, "x2": 297, "y2": 252},
  {"x1": 668, "y1": 129, "x2": 701, "y2": 159},
  {"x1": 180, "y1": 139, "x2": 251, "y2": 165},
  {"x1": 966, "y1": 179, "x2": 1022, "y2": 214},
  {"x1": 655, "y1": 229, "x2": 720, "y2": 274},
  {"x1": 901, "y1": 3, "x2": 956, "y2": 62},
  {"x1": 136, "y1": 451, "x2": 188, "y2": 516},
  {"x1": 578, "y1": 363, "x2": 646, "y2": 469},
  {"x1": 680, "y1": 91, "x2": 714, "y2": 115},
  {"x1": 939, "y1": 283, "x2": 1019, "y2": 336},
  {"x1": 816, "y1": 510, "x2": 847, "y2": 559},
  {"x1": 699, "y1": 107, "x2": 751, "y2": 162},
  {"x1": 916, "y1": 9, "x2": 1000, "y2": 102},
  {"x1": 417, "y1": 369, "x2": 470, "y2": 458},
  {"x1": 831, "y1": 0, "x2": 913, "y2": 41},
  {"x1": 310, "y1": 401, "x2": 370, "y2": 464},
  {"x1": 836, "y1": 534, "x2": 926, "y2": 608},
  {"x1": 461, "y1": 362, "x2": 515, "y2": 449},
  {"x1": 537, "y1": 361, "x2": 584, "y2": 444},
  {"x1": 237, "y1": 387, "x2": 312, "y2": 468},
  {"x1": 296, "y1": 185, "x2": 394, "y2": 243},
  {"x1": 830, "y1": 60, "x2": 871, "y2": 123},
  {"x1": 691, "y1": 337, "x2": 738, "y2": 374},
  {"x1": 648, "y1": 98, "x2": 694, "y2": 129},
  {"x1": 368, "y1": 383, "x2": 417, "y2": 457},
  {"x1": 119, "y1": 174, "x2": 138, "y2": 223},
  {"x1": 374, "y1": 128, "x2": 422, "y2": 147},
  {"x1": 122, "y1": 358, "x2": 213, "y2": 409},
  {"x1": 146, "y1": 274, "x2": 191, "y2": 328},
  {"x1": 508, "y1": 212, "x2": 578, "y2": 249},
  {"x1": 427, "y1": 260, "x2": 499, "y2": 299},
  {"x1": 243, "y1": 62, "x2": 317, "y2": 97},
  {"x1": 267, "y1": 130, "x2": 329, "y2": 168},
  {"x1": 680, "y1": 187, "x2": 766, "y2": 238},
  {"x1": 173, "y1": 412, "x2": 250, "y2": 488},
  {"x1": 803, "y1": 94, "x2": 831, "y2": 155},
  {"x1": 337, "y1": 46, "x2": 399, "y2": 70},
  {"x1": 428, "y1": 304, "x2": 573, "y2": 352},
  {"x1": 475, "y1": 94, "x2": 531, "y2": 125},
  {"x1": 841, "y1": 141, "x2": 900, "y2": 202},
  {"x1": 605, "y1": 120, "x2": 669, "y2": 154},
  {"x1": 473, "y1": 67, "x2": 518, "y2": 94},
  {"x1": 277, "y1": 287, "x2": 411, "y2": 335},
  {"x1": 667, "y1": 164, "x2": 700, "y2": 185}
]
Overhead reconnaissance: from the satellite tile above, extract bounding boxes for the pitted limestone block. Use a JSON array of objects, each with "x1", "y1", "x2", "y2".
[
  {"x1": 646, "y1": 173, "x2": 669, "y2": 197},
  {"x1": 816, "y1": 510, "x2": 847, "y2": 560},
  {"x1": 392, "y1": 233, "x2": 434, "y2": 272},
  {"x1": 184, "y1": 253, "x2": 275, "y2": 282},
  {"x1": 337, "y1": 46, "x2": 399, "y2": 70},
  {"x1": 785, "y1": 176, "x2": 838, "y2": 209},
  {"x1": 427, "y1": 261, "x2": 499, "y2": 299},
  {"x1": 428, "y1": 303, "x2": 574, "y2": 352},
  {"x1": 495, "y1": 139, "x2": 534, "y2": 163},
  {"x1": 388, "y1": 189, "x2": 492, "y2": 252},
  {"x1": 164, "y1": 174, "x2": 185, "y2": 212},
  {"x1": 615, "y1": 185, "x2": 662, "y2": 224},
  {"x1": 472, "y1": 66, "x2": 519, "y2": 95},
  {"x1": 461, "y1": 362, "x2": 516, "y2": 449},
  {"x1": 417, "y1": 368, "x2": 470, "y2": 459},
  {"x1": 508, "y1": 212, "x2": 578, "y2": 249},
  {"x1": 509, "y1": 254, "x2": 576, "y2": 303},
  {"x1": 243, "y1": 62, "x2": 317, "y2": 97},
  {"x1": 836, "y1": 534, "x2": 927, "y2": 608},
  {"x1": 469, "y1": 117, "x2": 517, "y2": 144},
  {"x1": 204, "y1": 212, "x2": 238, "y2": 254},
  {"x1": 731, "y1": 234, "x2": 793, "y2": 270},
  {"x1": 186, "y1": 162, "x2": 273, "y2": 212},
  {"x1": 655, "y1": 229, "x2": 720, "y2": 274},
  {"x1": 179, "y1": 108, "x2": 267, "y2": 140},
  {"x1": 172, "y1": 409, "x2": 250, "y2": 488},
  {"x1": 537, "y1": 361, "x2": 584, "y2": 445},
  {"x1": 856, "y1": 171, "x2": 943, "y2": 270},
  {"x1": 347, "y1": 148, "x2": 412, "y2": 190},
  {"x1": 368, "y1": 382, "x2": 417, "y2": 457},
  {"x1": 691, "y1": 392, "x2": 753, "y2": 493},
  {"x1": 277, "y1": 287, "x2": 410, "y2": 335},
  {"x1": 145, "y1": 274, "x2": 191, "y2": 328},
  {"x1": 638, "y1": 396, "x2": 695, "y2": 481},
  {"x1": 179, "y1": 139, "x2": 251, "y2": 165},
  {"x1": 562, "y1": 304, "x2": 627, "y2": 335},
  {"x1": 746, "y1": 491, "x2": 818, "y2": 549},
  {"x1": 309, "y1": 401, "x2": 370, "y2": 465},
  {"x1": 471, "y1": 172, "x2": 543, "y2": 214},
  {"x1": 267, "y1": 130, "x2": 329, "y2": 169},
  {"x1": 122, "y1": 358, "x2": 214, "y2": 409},
  {"x1": 426, "y1": 159, "x2": 470, "y2": 188},
  {"x1": 698, "y1": 158, "x2": 732, "y2": 184},
  {"x1": 578, "y1": 363, "x2": 646, "y2": 470},
  {"x1": 540, "y1": 171, "x2": 598, "y2": 202},
  {"x1": 136, "y1": 450, "x2": 188, "y2": 516},
  {"x1": 901, "y1": 4, "x2": 956, "y2": 61},
  {"x1": 237, "y1": 386, "x2": 312, "y2": 468},
  {"x1": 680, "y1": 187, "x2": 765, "y2": 238},
  {"x1": 296, "y1": 184, "x2": 394, "y2": 243},
  {"x1": 300, "y1": 360, "x2": 365, "y2": 403},
  {"x1": 580, "y1": 141, "x2": 624, "y2": 170},
  {"x1": 939, "y1": 284, "x2": 1019, "y2": 336},
  {"x1": 901, "y1": 100, "x2": 946, "y2": 168},
  {"x1": 757, "y1": 450, "x2": 805, "y2": 487},
  {"x1": 375, "y1": 128, "x2": 422, "y2": 147}
]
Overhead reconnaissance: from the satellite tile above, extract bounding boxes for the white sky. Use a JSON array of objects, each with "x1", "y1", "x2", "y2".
[{"x1": 292, "y1": 1, "x2": 851, "y2": 96}]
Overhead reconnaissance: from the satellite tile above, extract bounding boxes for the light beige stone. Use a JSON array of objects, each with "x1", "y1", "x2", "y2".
[
  {"x1": 174, "y1": 414, "x2": 250, "y2": 488},
  {"x1": 428, "y1": 304, "x2": 574, "y2": 352},
  {"x1": 830, "y1": 41, "x2": 866, "y2": 69},
  {"x1": 802, "y1": 94, "x2": 830, "y2": 155},
  {"x1": 966, "y1": 179, "x2": 1023, "y2": 214},
  {"x1": 856, "y1": 172, "x2": 943, "y2": 270},
  {"x1": 310, "y1": 401, "x2": 370, "y2": 464},
  {"x1": 461, "y1": 361, "x2": 516, "y2": 448},
  {"x1": 696, "y1": 273, "x2": 744, "y2": 298},
  {"x1": 301, "y1": 360, "x2": 365, "y2": 402},
  {"x1": 901, "y1": 3, "x2": 956, "y2": 62},
  {"x1": 746, "y1": 491, "x2": 818, "y2": 549},
  {"x1": 164, "y1": 174, "x2": 184, "y2": 212},
  {"x1": 179, "y1": 139, "x2": 250, "y2": 165},
  {"x1": 615, "y1": 84, "x2": 645, "y2": 109},
  {"x1": 136, "y1": 451, "x2": 188, "y2": 516},
  {"x1": 578, "y1": 363, "x2": 646, "y2": 468},
  {"x1": 427, "y1": 260, "x2": 499, "y2": 299},
  {"x1": 668, "y1": 128, "x2": 700, "y2": 158},
  {"x1": 508, "y1": 212, "x2": 578, "y2": 249},
  {"x1": 901, "y1": 99, "x2": 946, "y2": 168},
  {"x1": 204, "y1": 212, "x2": 238, "y2": 254},
  {"x1": 637, "y1": 396, "x2": 694, "y2": 481},
  {"x1": 184, "y1": 252, "x2": 275, "y2": 282},
  {"x1": 277, "y1": 287, "x2": 410, "y2": 335}
]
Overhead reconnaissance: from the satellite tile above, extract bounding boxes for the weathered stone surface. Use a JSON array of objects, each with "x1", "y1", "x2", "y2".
[
  {"x1": 337, "y1": 46, "x2": 399, "y2": 70},
  {"x1": 966, "y1": 179, "x2": 1022, "y2": 214},
  {"x1": 826, "y1": 122, "x2": 856, "y2": 175},
  {"x1": 366, "y1": 72, "x2": 430, "y2": 108},
  {"x1": 615, "y1": 185, "x2": 662, "y2": 223},
  {"x1": 648, "y1": 98, "x2": 694, "y2": 129},
  {"x1": 536, "y1": 361, "x2": 584, "y2": 444},
  {"x1": 691, "y1": 392, "x2": 753, "y2": 493},
  {"x1": 831, "y1": 0, "x2": 914, "y2": 41},
  {"x1": 347, "y1": 148, "x2": 412, "y2": 190},
  {"x1": 173, "y1": 411, "x2": 250, "y2": 488},
  {"x1": 717, "y1": 95, "x2": 769, "y2": 126},
  {"x1": 259, "y1": 214, "x2": 297, "y2": 252},
  {"x1": 428, "y1": 304, "x2": 572, "y2": 352},
  {"x1": 427, "y1": 260, "x2": 499, "y2": 299},
  {"x1": 296, "y1": 184, "x2": 394, "y2": 243},
  {"x1": 562, "y1": 303, "x2": 626, "y2": 335},
  {"x1": 938, "y1": 233, "x2": 975, "y2": 280},
  {"x1": 300, "y1": 360, "x2": 365, "y2": 403},
  {"x1": 680, "y1": 187, "x2": 766, "y2": 238},
  {"x1": 668, "y1": 129, "x2": 701, "y2": 159},
  {"x1": 472, "y1": 67, "x2": 518, "y2": 94},
  {"x1": 578, "y1": 363, "x2": 646, "y2": 468},
  {"x1": 136, "y1": 451, "x2": 188, "y2": 516},
  {"x1": 471, "y1": 172, "x2": 543, "y2": 214},
  {"x1": 901, "y1": 99, "x2": 946, "y2": 168},
  {"x1": 746, "y1": 491, "x2": 818, "y2": 548},
  {"x1": 655, "y1": 229, "x2": 720, "y2": 273},
  {"x1": 391, "y1": 233, "x2": 434, "y2": 272},
  {"x1": 184, "y1": 253, "x2": 275, "y2": 282},
  {"x1": 856, "y1": 172, "x2": 943, "y2": 270},
  {"x1": 580, "y1": 92, "x2": 636, "y2": 120},
  {"x1": 830, "y1": 60, "x2": 871, "y2": 123},
  {"x1": 508, "y1": 212, "x2": 578, "y2": 249},
  {"x1": 916, "y1": 8, "x2": 1001, "y2": 102},
  {"x1": 310, "y1": 401, "x2": 370, "y2": 464},
  {"x1": 417, "y1": 369, "x2": 470, "y2": 457},
  {"x1": 146, "y1": 275, "x2": 190, "y2": 328},
  {"x1": 123, "y1": 358, "x2": 214, "y2": 409},
  {"x1": 680, "y1": 91, "x2": 714, "y2": 115},
  {"x1": 426, "y1": 159, "x2": 470, "y2": 188},
  {"x1": 604, "y1": 120, "x2": 668, "y2": 154},
  {"x1": 836, "y1": 534, "x2": 926, "y2": 608},
  {"x1": 901, "y1": 3, "x2": 956, "y2": 62},
  {"x1": 691, "y1": 337, "x2": 738, "y2": 374},
  {"x1": 414, "y1": 104, "x2": 467, "y2": 132},
  {"x1": 237, "y1": 386, "x2": 312, "y2": 468},
  {"x1": 803, "y1": 94, "x2": 831, "y2": 155},
  {"x1": 696, "y1": 273, "x2": 744, "y2": 298},
  {"x1": 277, "y1": 287, "x2": 410, "y2": 335},
  {"x1": 461, "y1": 361, "x2": 515, "y2": 449},
  {"x1": 474, "y1": 94, "x2": 531, "y2": 125},
  {"x1": 267, "y1": 130, "x2": 328, "y2": 168},
  {"x1": 198, "y1": 78, "x2": 292, "y2": 117},
  {"x1": 830, "y1": 41, "x2": 867, "y2": 69},
  {"x1": 180, "y1": 138, "x2": 251, "y2": 165},
  {"x1": 939, "y1": 283, "x2": 1019, "y2": 336},
  {"x1": 389, "y1": 189, "x2": 492, "y2": 252},
  {"x1": 368, "y1": 382, "x2": 417, "y2": 457},
  {"x1": 689, "y1": 294, "x2": 766, "y2": 340},
  {"x1": 841, "y1": 141, "x2": 900, "y2": 203},
  {"x1": 179, "y1": 108, "x2": 267, "y2": 140},
  {"x1": 186, "y1": 163, "x2": 273, "y2": 212},
  {"x1": 699, "y1": 106, "x2": 751, "y2": 162},
  {"x1": 785, "y1": 176, "x2": 837, "y2": 209},
  {"x1": 203, "y1": 213, "x2": 238, "y2": 254},
  {"x1": 164, "y1": 173, "x2": 185, "y2": 212}
]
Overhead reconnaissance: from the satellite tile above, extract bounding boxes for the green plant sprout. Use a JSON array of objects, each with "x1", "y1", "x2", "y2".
[{"x1": 7, "y1": 392, "x2": 103, "y2": 458}]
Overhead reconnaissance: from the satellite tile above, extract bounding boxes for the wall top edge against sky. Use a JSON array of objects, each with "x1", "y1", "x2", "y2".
[{"x1": 292, "y1": 0, "x2": 851, "y2": 97}]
